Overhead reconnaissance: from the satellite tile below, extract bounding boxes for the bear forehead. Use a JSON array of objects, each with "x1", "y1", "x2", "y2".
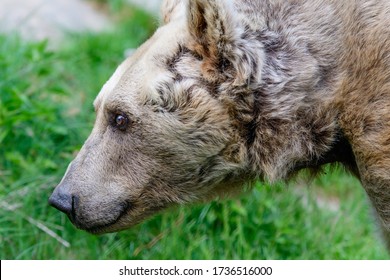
[{"x1": 93, "y1": 21, "x2": 189, "y2": 112}]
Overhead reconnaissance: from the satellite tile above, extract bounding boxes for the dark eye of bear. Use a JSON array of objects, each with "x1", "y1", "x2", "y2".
[{"x1": 114, "y1": 114, "x2": 128, "y2": 130}]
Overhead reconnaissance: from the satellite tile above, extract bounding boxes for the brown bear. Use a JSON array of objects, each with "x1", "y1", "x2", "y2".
[{"x1": 49, "y1": 0, "x2": 390, "y2": 250}]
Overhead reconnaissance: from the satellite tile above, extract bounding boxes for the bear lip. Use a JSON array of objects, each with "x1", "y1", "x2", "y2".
[{"x1": 73, "y1": 200, "x2": 133, "y2": 234}]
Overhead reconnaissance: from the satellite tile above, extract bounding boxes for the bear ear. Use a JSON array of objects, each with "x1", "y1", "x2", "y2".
[
  {"x1": 161, "y1": 0, "x2": 185, "y2": 24},
  {"x1": 187, "y1": 0, "x2": 238, "y2": 81}
]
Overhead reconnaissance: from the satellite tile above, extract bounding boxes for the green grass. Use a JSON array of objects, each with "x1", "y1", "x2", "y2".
[{"x1": 0, "y1": 3, "x2": 388, "y2": 260}]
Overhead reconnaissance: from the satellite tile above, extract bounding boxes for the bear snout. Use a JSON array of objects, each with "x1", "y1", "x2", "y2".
[{"x1": 49, "y1": 180, "x2": 136, "y2": 233}]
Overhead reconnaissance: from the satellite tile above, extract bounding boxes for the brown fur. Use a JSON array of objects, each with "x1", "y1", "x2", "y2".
[{"x1": 49, "y1": 0, "x2": 390, "y2": 251}]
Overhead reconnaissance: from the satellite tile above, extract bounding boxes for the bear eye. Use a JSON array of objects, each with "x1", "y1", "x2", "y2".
[{"x1": 113, "y1": 113, "x2": 129, "y2": 131}]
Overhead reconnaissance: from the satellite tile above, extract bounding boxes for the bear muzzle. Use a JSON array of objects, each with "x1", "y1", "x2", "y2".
[{"x1": 49, "y1": 181, "x2": 136, "y2": 233}]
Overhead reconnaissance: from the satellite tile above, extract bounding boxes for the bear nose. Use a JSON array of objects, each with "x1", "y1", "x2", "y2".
[{"x1": 49, "y1": 188, "x2": 76, "y2": 216}]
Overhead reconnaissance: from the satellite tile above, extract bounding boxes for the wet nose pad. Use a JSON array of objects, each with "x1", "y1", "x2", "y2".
[{"x1": 49, "y1": 187, "x2": 77, "y2": 217}]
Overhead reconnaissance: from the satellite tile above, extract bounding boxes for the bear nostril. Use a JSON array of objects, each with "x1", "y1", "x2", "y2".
[
  {"x1": 70, "y1": 195, "x2": 78, "y2": 219},
  {"x1": 49, "y1": 189, "x2": 76, "y2": 216}
]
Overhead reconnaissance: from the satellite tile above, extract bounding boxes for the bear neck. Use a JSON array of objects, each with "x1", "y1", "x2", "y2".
[{"x1": 227, "y1": 14, "x2": 348, "y2": 182}]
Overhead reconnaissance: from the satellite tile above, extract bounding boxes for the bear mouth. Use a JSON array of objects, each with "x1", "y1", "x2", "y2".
[{"x1": 71, "y1": 200, "x2": 133, "y2": 234}]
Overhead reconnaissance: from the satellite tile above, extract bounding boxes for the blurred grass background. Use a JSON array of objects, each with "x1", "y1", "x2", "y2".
[{"x1": 0, "y1": 0, "x2": 388, "y2": 259}]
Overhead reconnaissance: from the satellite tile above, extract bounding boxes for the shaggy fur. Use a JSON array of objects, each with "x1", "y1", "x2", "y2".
[{"x1": 49, "y1": 0, "x2": 390, "y2": 251}]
